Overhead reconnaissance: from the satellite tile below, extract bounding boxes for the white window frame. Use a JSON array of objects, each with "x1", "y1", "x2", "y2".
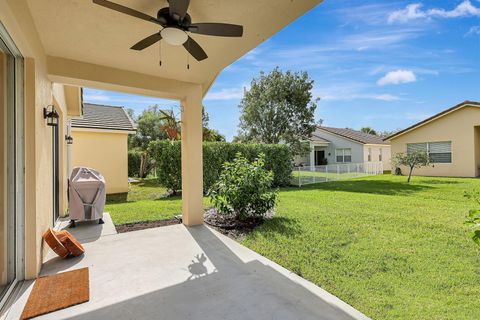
[
  {"x1": 406, "y1": 141, "x2": 452, "y2": 164},
  {"x1": 335, "y1": 148, "x2": 352, "y2": 163},
  {"x1": 379, "y1": 148, "x2": 383, "y2": 162},
  {"x1": 0, "y1": 21, "x2": 25, "y2": 309}
]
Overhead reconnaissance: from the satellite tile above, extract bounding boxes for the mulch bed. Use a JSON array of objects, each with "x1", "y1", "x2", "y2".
[
  {"x1": 204, "y1": 208, "x2": 271, "y2": 240},
  {"x1": 115, "y1": 218, "x2": 180, "y2": 233},
  {"x1": 114, "y1": 209, "x2": 272, "y2": 239}
]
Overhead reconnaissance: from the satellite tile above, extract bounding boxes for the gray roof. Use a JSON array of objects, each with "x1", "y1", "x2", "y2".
[
  {"x1": 316, "y1": 126, "x2": 388, "y2": 145},
  {"x1": 71, "y1": 104, "x2": 136, "y2": 132},
  {"x1": 310, "y1": 133, "x2": 330, "y2": 143}
]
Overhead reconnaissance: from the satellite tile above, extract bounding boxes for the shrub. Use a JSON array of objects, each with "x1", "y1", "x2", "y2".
[
  {"x1": 148, "y1": 141, "x2": 182, "y2": 193},
  {"x1": 149, "y1": 141, "x2": 292, "y2": 193},
  {"x1": 208, "y1": 153, "x2": 277, "y2": 220},
  {"x1": 128, "y1": 150, "x2": 141, "y2": 177}
]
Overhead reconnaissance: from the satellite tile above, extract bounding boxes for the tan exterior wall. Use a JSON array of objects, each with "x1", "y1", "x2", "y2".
[
  {"x1": 1, "y1": 0, "x2": 69, "y2": 279},
  {"x1": 389, "y1": 106, "x2": 480, "y2": 177},
  {"x1": 363, "y1": 145, "x2": 392, "y2": 171},
  {"x1": 71, "y1": 130, "x2": 130, "y2": 194}
]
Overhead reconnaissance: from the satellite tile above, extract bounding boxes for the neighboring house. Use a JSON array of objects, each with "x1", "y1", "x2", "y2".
[
  {"x1": 70, "y1": 104, "x2": 136, "y2": 194},
  {"x1": 296, "y1": 126, "x2": 391, "y2": 169},
  {"x1": 385, "y1": 100, "x2": 480, "y2": 177}
]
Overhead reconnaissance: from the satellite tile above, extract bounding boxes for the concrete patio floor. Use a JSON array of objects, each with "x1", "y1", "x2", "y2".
[{"x1": 5, "y1": 218, "x2": 369, "y2": 320}]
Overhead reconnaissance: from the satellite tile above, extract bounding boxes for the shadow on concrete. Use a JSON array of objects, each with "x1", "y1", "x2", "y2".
[
  {"x1": 57, "y1": 213, "x2": 117, "y2": 244},
  {"x1": 66, "y1": 225, "x2": 362, "y2": 320}
]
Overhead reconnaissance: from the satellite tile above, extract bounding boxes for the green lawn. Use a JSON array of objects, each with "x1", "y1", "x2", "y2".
[
  {"x1": 106, "y1": 175, "x2": 480, "y2": 319},
  {"x1": 105, "y1": 179, "x2": 210, "y2": 225},
  {"x1": 243, "y1": 175, "x2": 480, "y2": 319}
]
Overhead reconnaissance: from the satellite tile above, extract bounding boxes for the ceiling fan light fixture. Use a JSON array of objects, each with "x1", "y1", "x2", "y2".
[{"x1": 161, "y1": 27, "x2": 188, "y2": 46}]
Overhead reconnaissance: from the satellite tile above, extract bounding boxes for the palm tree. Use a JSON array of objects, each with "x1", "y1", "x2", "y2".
[{"x1": 361, "y1": 127, "x2": 377, "y2": 135}]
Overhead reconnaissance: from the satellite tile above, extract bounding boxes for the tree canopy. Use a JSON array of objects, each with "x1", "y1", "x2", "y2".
[
  {"x1": 360, "y1": 127, "x2": 378, "y2": 135},
  {"x1": 393, "y1": 151, "x2": 431, "y2": 183},
  {"x1": 238, "y1": 67, "x2": 318, "y2": 154}
]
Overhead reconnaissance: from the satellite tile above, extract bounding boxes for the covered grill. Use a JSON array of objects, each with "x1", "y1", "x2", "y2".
[{"x1": 68, "y1": 167, "x2": 106, "y2": 226}]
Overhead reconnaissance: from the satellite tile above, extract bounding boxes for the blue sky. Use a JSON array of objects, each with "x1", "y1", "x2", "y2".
[{"x1": 83, "y1": 0, "x2": 480, "y2": 140}]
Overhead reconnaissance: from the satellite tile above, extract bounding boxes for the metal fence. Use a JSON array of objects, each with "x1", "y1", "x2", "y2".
[{"x1": 291, "y1": 162, "x2": 384, "y2": 187}]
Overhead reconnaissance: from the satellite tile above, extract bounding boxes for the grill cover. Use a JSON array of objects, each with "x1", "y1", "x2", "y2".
[{"x1": 68, "y1": 167, "x2": 106, "y2": 221}]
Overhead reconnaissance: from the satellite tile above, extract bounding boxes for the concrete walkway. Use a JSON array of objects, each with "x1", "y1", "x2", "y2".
[{"x1": 5, "y1": 222, "x2": 369, "y2": 320}]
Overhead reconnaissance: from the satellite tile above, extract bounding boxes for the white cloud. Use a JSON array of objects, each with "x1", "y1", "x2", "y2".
[
  {"x1": 204, "y1": 87, "x2": 245, "y2": 101},
  {"x1": 314, "y1": 83, "x2": 402, "y2": 102},
  {"x1": 388, "y1": 1, "x2": 480, "y2": 23},
  {"x1": 374, "y1": 94, "x2": 401, "y2": 101},
  {"x1": 429, "y1": 0, "x2": 480, "y2": 18},
  {"x1": 377, "y1": 70, "x2": 417, "y2": 86},
  {"x1": 388, "y1": 4, "x2": 427, "y2": 24},
  {"x1": 466, "y1": 25, "x2": 480, "y2": 36}
]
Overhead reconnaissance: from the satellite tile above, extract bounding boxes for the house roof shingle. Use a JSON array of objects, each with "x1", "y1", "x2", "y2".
[
  {"x1": 71, "y1": 103, "x2": 136, "y2": 132},
  {"x1": 384, "y1": 100, "x2": 480, "y2": 141},
  {"x1": 315, "y1": 126, "x2": 388, "y2": 145}
]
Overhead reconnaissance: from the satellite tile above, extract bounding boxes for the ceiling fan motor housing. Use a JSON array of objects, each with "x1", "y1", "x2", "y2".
[{"x1": 157, "y1": 7, "x2": 192, "y2": 29}]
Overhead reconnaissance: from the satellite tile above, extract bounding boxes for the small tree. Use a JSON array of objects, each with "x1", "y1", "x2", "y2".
[
  {"x1": 393, "y1": 151, "x2": 430, "y2": 183},
  {"x1": 238, "y1": 67, "x2": 318, "y2": 155},
  {"x1": 464, "y1": 191, "x2": 480, "y2": 246},
  {"x1": 208, "y1": 153, "x2": 278, "y2": 221}
]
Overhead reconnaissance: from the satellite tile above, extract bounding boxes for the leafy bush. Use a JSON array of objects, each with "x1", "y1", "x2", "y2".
[
  {"x1": 128, "y1": 150, "x2": 141, "y2": 177},
  {"x1": 128, "y1": 149, "x2": 156, "y2": 178},
  {"x1": 148, "y1": 141, "x2": 292, "y2": 193},
  {"x1": 208, "y1": 153, "x2": 277, "y2": 220},
  {"x1": 148, "y1": 141, "x2": 182, "y2": 193}
]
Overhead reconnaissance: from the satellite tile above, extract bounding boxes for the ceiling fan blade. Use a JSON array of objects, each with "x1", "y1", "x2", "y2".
[
  {"x1": 168, "y1": 0, "x2": 190, "y2": 20},
  {"x1": 183, "y1": 36, "x2": 208, "y2": 61},
  {"x1": 130, "y1": 33, "x2": 162, "y2": 50},
  {"x1": 188, "y1": 23, "x2": 243, "y2": 37},
  {"x1": 93, "y1": 0, "x2": 164, "y2": 25}
]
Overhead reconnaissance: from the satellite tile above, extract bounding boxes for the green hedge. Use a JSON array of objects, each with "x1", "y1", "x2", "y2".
[
  {"x1": 148, "y1": 141, "x2": 292, "y2": 193},
  {"x1": 128, "y1": 150, "x2": 142, "y2": 177}
]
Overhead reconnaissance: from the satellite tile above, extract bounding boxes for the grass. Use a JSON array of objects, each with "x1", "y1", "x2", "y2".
[
  {"x1": 242, "y1": 175, "x2": 480, "y2": 319},
  {"x1": 106, "y1": 175, "x2": 480, "y2": 319},
  {"x1": 105, "y1": 179, "x2": 210, "y2": 225}
]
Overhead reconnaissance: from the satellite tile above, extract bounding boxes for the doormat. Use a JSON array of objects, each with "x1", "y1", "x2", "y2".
[{"x1": 20, "y1": 268, "x2": 89, "y2": 319}]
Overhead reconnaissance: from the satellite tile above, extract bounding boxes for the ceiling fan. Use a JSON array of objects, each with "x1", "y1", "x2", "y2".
[{"x1": 93, "y1": 0, "x2": 244, "y2": 62}]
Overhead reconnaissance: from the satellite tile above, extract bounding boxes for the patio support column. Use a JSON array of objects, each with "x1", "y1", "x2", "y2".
[{"x1": 180, "y1": 85, "x2": 204, "y2": 226}]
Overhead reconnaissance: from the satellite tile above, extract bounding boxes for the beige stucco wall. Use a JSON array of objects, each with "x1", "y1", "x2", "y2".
[
  {"x1": 363, "y1": 145, "x2": 392, "y2": 171},
  {"x1": 1, "y1": 0, "x2": 70, "y2": 279},
  {"x1": 71, "y1": 129, "x2": 130, "y2": 194},
  {"x1": 389, "y1": 106, "x2": 480, "y2": 177}
]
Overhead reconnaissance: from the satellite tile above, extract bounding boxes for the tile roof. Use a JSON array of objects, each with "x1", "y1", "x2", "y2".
[
  {"x1": 71, "y1": 103, "x2": 136, "y2": 132},
  {"x1": 384, "y1": 100, "x2": 480, "y2": 141},
  {"x1": 316, "y1": 126, "x2": 388, "y2": 145},
  {"x1": 310, "y1": 133, "x2": 330, "y2": 143}
]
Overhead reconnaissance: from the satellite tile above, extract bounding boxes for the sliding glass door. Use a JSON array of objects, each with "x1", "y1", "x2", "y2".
[{"x1": 0, "y1": 23, "x2": 24, "y2": 306}]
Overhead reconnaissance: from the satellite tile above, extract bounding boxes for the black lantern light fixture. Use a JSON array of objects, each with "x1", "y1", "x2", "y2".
[
  {"x1": 43, "y1": 105, "x2": 59, "y2": 126},
  {"x1": 65, "y1": 135, "x2": 73, "y2": 145}
]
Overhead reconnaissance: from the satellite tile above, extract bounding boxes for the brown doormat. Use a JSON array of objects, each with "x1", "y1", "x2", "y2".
[{"x1": 20, "y1": 268, "x2": 90, "y2": 320}]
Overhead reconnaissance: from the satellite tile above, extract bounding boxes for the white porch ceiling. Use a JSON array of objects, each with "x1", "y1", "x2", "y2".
[{"x1": 26, "y1": 0, "x2": 322, "y2": 89}]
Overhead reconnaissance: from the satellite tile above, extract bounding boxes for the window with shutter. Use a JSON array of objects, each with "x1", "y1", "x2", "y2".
[
  {"x1": 406, "y1": 141, "x2": 452, "y2": 163},
  {"x1": 429, "y1": 141, "x2": 452, "y2": 163}
]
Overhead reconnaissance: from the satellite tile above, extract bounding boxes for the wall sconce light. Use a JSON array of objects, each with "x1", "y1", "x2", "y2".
[
  {"x1": 43, "y1": 105, "x2": 59, "y2": 126},
  {"x1": 65, "y1": 135, "x2": 73, "y2": 145}
]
